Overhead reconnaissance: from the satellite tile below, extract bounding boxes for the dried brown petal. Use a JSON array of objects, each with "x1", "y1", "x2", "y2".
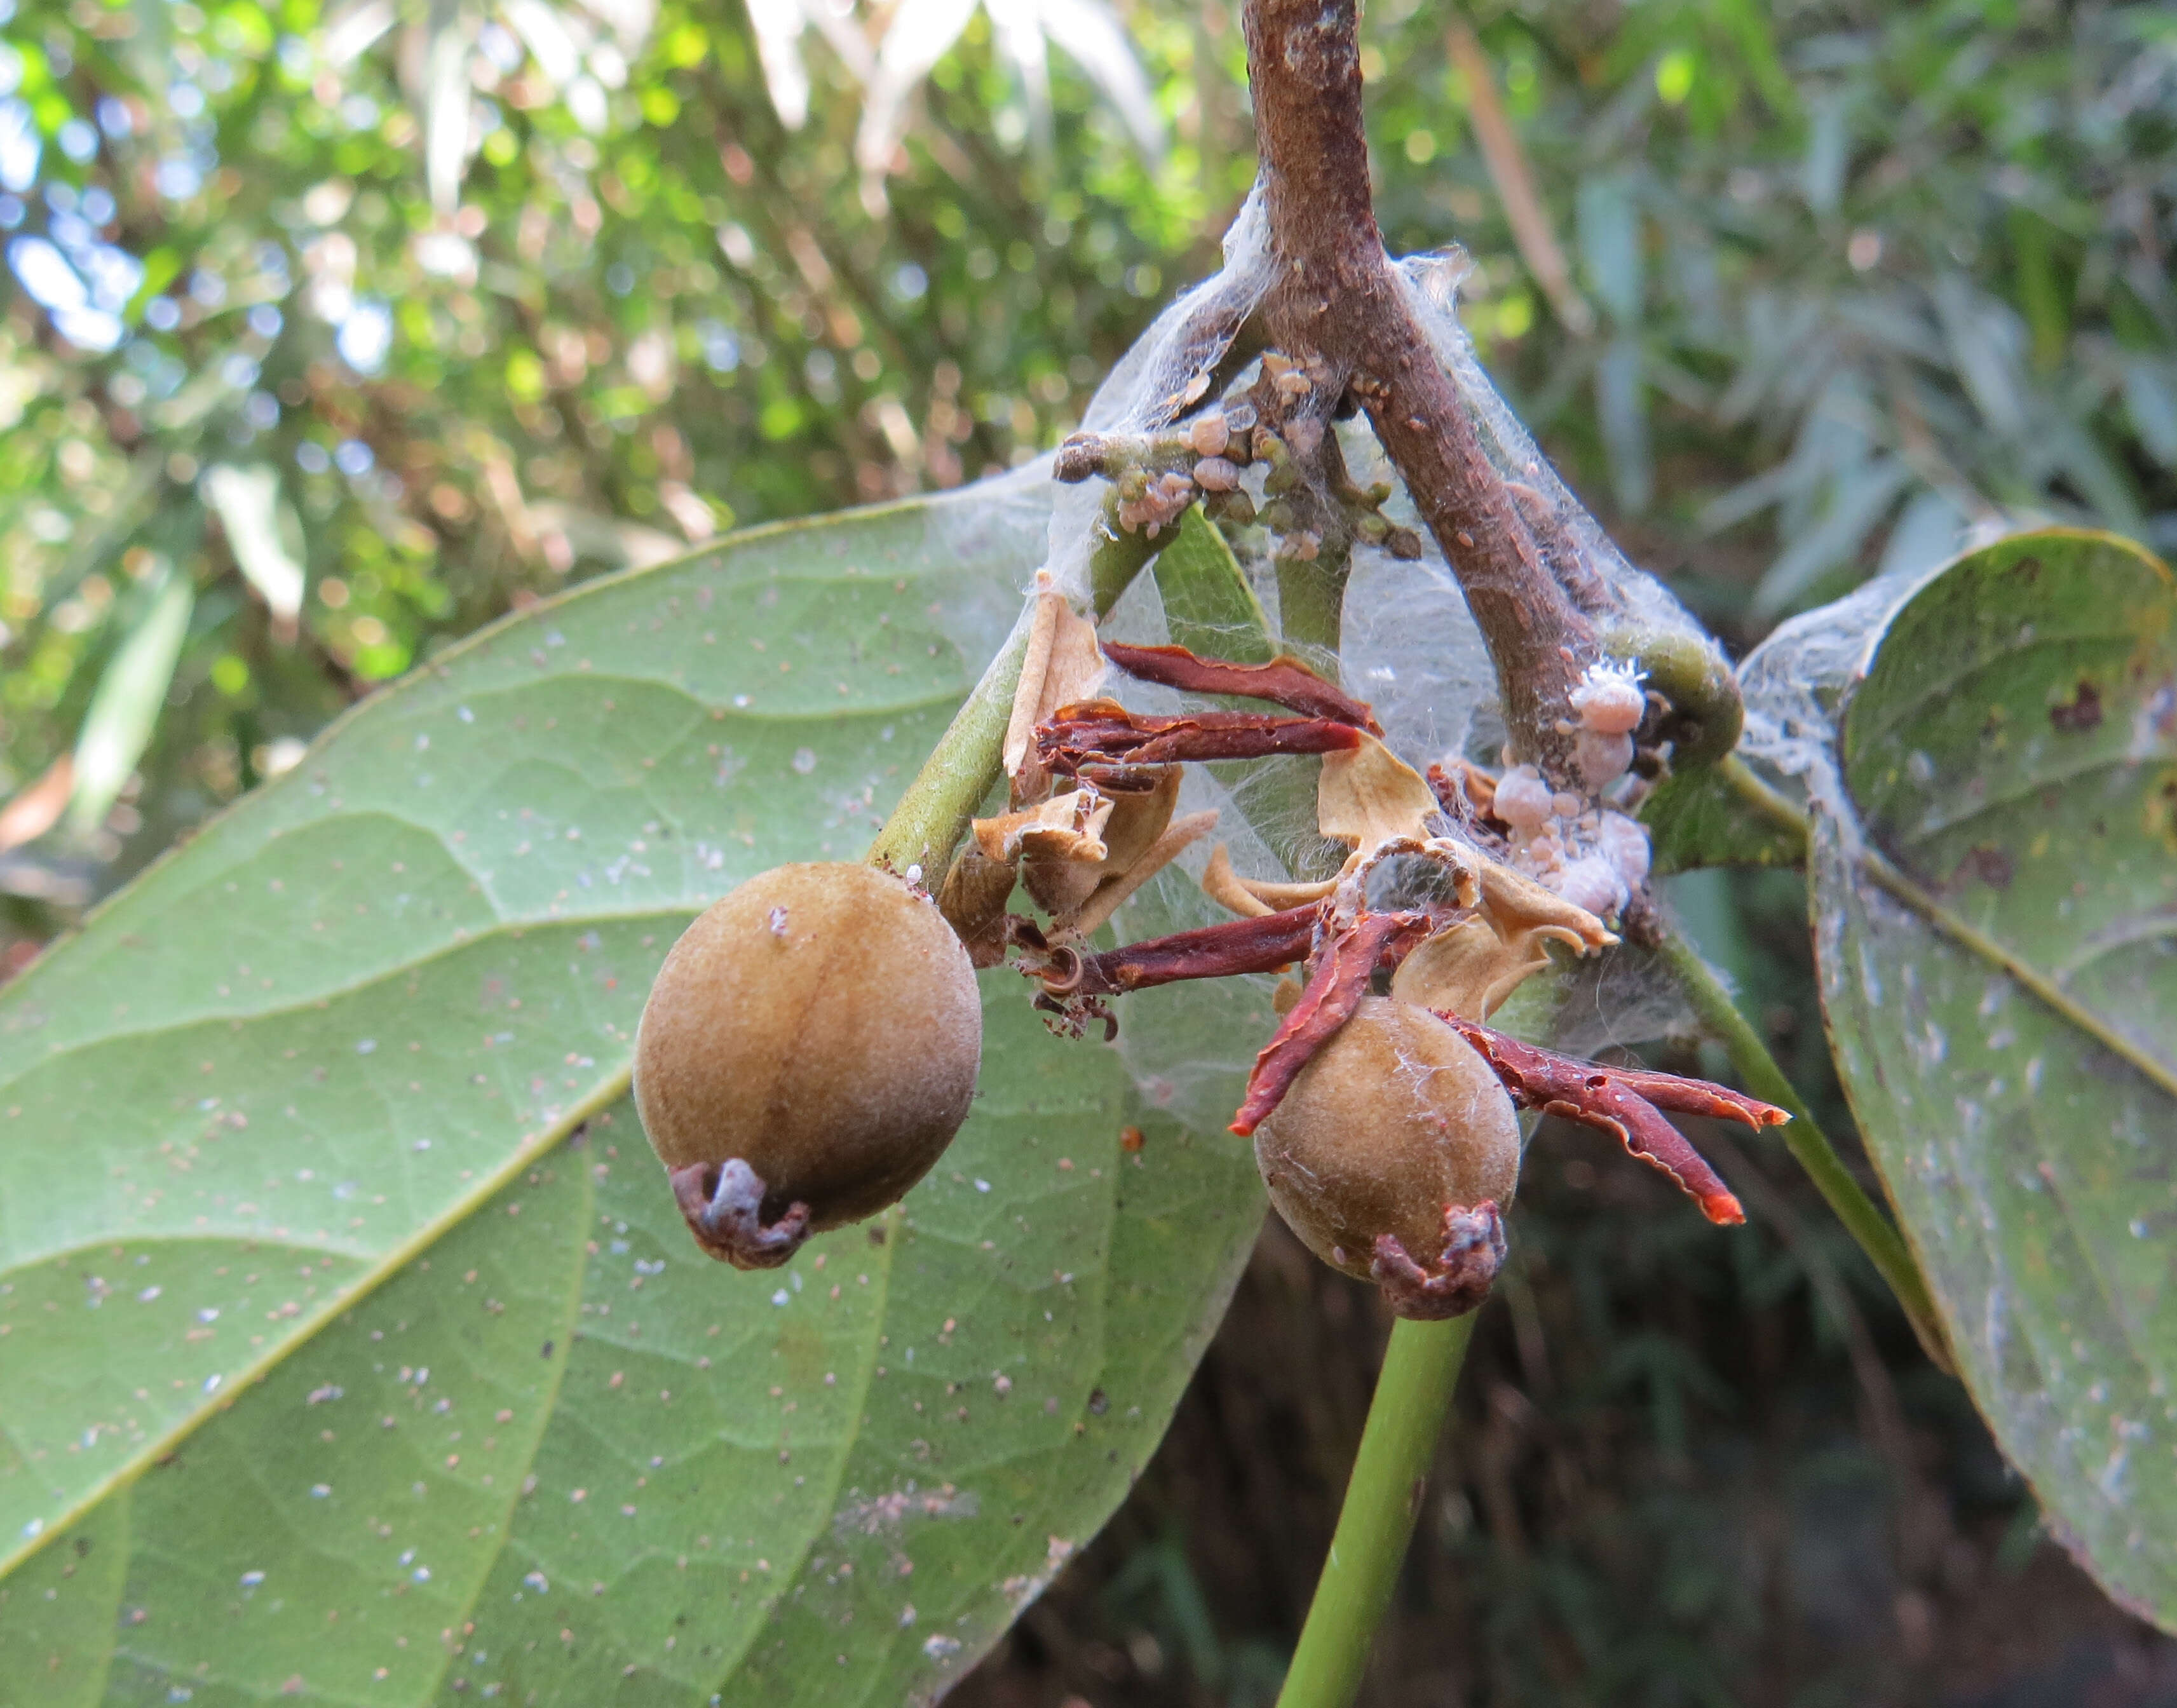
[
  {"x1": 1439, "y1": 1017, "x2": 1763, "y2": 1226},
  {"x1": 937, "y1": 846, "x2": 1019, "y2": 968},
  {"x1": 1047, "y1": 906, "x2": 1319, "y2": 997},
  {"x1": 1315, "y1": 733, "x2": 1442, "y2": 859},
  {"x1": 1230, "y1": 910, "x2": 1431, "y2": 1135},
  {"x1": 1062, "y1": 808, "x2": 1219, "y2": 939},
  {"x1": 1003, "y1": 588, "x2": 1107, "y2": 796},
  {"x1": 1038, "y1": 700, "x2": 1364, "y2": 783},
  {"x1": 1100, "y1": 642, "x2": 1384, "y2": 733},
  {"x1": 1389, "y1": 916, "x2": 1547, "y2": 1020}
]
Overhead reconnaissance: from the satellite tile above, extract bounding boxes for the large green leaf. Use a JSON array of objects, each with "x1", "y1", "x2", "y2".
[
  {"x1": 0, "y1": 477, "x2": 1265, "y2": 1703},
  {"x1": 1812, "y1": 529, "x2": 2177, "y2": 1629}
]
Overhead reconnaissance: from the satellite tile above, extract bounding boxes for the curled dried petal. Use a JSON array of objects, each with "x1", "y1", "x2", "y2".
[
  {"x1": 1438, "y1": 1017, "x2": 1764, "y2": 1226},
  {"x1": 1099, "y1": 642, "x2": 1383, "y2": 733},
  {"x1": 1202, "y1": 842, "x2": 1277, "y2": 919},
  {"x1": 1230, "y1": 911, "x2": 1431, "y2": 1136},
  {"x1": 1201, "y1": 842, "x2": 1340, "y2": 919},
  {"x1": 974, "y1": 787, "x2": 1115, "y2": 868},
  {"x1": 1047, "y1": 906, "x2": 1319, "y2": 998}
]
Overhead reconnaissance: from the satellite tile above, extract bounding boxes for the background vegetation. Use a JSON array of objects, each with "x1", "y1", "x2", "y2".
[{"x1": 3, "y1": 0, "x2": 2173, "y2": 1697}]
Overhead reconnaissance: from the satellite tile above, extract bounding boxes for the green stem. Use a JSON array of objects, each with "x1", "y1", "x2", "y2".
[
  {"x1": 869, "y1": 505, "x2": 1159, "y2": 878},
  {"x1": 1275, "y1": 1314, "x2": 1476, "y2": 1708},
  {"x1": 1654, "y1": 930, "x2": 1953, "y2": 1372},
  {"x1": 1717, "y1": 753, "x2": 1812, "y2": 858},
  {"x1": 864, "y1": 618, "x2": 1031, "y2": 876}
]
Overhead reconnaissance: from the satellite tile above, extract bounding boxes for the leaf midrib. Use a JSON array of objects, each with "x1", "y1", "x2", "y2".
[
  {"x1": 415, "y1": 1153, "x2": 597, "y2": 1706},
  {"x1": 0, "y1": 1069, "x2": 632, "y2": 1583},
  {"x1": 0, "y1": 904, "x2": 695, "y2": 1090}
]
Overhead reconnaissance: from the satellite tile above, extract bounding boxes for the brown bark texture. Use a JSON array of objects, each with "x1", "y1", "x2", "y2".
[{"x1": 1242, "y1": 0, "x2": 1600, "y2": 787}]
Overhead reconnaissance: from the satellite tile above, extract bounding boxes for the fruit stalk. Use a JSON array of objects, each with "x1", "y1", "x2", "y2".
[
  {"x1": 866, "y1": 616, "x2": 1038, "y2": 879},
  {"x1": 1274, "y1": 1315, "x2": 1477, "y2": 1708}
]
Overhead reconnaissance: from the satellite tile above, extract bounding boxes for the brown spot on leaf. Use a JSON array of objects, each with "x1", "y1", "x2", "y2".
[
  {"x1": 1958, "y1": 846, "x2": 2014, "y2": 890},
  {"x1": 2049, "y1": 679, "x2": 2102, "y2": 733}
]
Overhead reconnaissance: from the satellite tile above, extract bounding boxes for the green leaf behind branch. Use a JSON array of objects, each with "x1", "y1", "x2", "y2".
[{"x1": 1815, "y1": 528, "x2": 2177, "y2": 1631}]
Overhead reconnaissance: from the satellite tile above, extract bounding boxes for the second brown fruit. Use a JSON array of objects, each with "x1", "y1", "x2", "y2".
[{"x1": 1253, "y1": 994, "x2": 1519, "y2": 1318}]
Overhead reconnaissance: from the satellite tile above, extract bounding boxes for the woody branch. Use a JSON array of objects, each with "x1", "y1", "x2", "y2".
[{"x1": 1242, "y1": 0, "x2": 1600, "y2": 791}]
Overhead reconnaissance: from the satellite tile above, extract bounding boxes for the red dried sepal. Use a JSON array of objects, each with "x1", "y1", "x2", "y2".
[
  {"x1": 1100, "y1": 642, "x2": 1384, "y2": 735},
  {"x1": 1590, "y1": 1061, "x2": 1792, "y2": 1130},
  {"x1": 1439, "y1": 1017, "x2": 1764, "y2": 1226},
  {"x1": 1036, "y1": 906, "x2": 1319, "y2": 999},
  {"x1": 1230, "y1": 910, "x2": 1432, "y2": 1137},
  {"x1": 1038, "y1": 699, "x2": 1364, "y2": 783},
  {"x1": 1371, "y1": 1200, "x2": 1507, "y2": 1320}
]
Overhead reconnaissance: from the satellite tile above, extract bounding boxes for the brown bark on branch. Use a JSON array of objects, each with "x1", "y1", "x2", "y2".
[{"x1": 1242, "y1": 0, "x2": 1600, "y2": 788}]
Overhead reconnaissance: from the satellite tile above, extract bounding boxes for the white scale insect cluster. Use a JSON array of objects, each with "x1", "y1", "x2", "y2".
[{"x1": 1491, "y1": 659, "x2": 1655, "y2": 924}]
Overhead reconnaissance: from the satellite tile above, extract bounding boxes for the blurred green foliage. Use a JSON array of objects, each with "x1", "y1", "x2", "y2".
[{"x1": 2, "y1": 0, "x2": 2171, "y2": 913}]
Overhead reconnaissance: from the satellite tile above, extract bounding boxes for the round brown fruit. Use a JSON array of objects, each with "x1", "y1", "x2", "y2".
[
  {"x1": 634, "y1": 862, "x2": 982, "y2": 1268},
  {"x1": 1253, "y1": 995, "x2": 1519, "y2": 1318}
]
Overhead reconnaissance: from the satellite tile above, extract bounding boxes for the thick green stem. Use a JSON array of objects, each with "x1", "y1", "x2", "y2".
[
  {"x1": 1654, "y1": 930, "x2": 1953, "y2": 1372},
  {"x1": 1276, "y1": 1314, "x2": 1475, "y2": 1708},
  {"x1": 869, "y1": 506, "x2": 1158, "y2": 878},
  {"x1": 864, "y1": 620, "x2": 1031, "y2": 876}
]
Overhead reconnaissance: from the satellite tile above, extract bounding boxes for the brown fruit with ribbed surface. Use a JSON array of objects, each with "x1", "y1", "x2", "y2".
[
  {"x1": 635, "y1": 862, "x2": 982, "y2": 1268},
  {"x1": 1253, "y1": 995, "x2": 1519, "y2": 1317}
]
